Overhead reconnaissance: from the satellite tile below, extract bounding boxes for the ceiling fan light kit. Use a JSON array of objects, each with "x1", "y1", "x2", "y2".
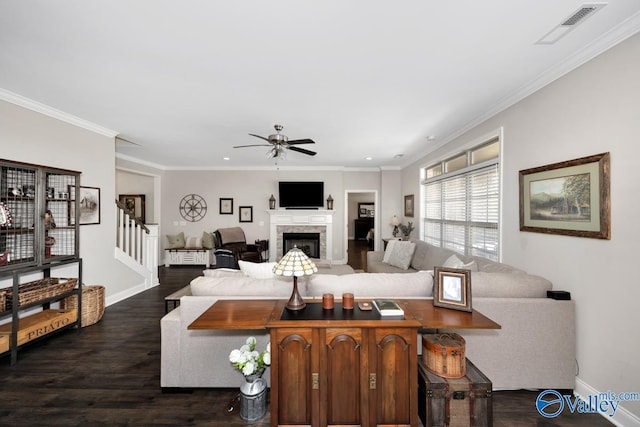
[{"x1": 234, "y1": 124, "x2": 317, "y2": 159}]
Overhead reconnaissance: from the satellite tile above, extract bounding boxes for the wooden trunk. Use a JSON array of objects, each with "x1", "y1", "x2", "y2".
[
  {"x1": 0, "y1": 309, "x2": 77, "y2": 347},
  {"x1": 423, "y1": 333, "x2": 466, "y2": 378},
  {"x1": 418, "y1": 356, "x2": 492, "y2": 427},
  {"x1": 0, "y1": 334, "x2": 8, "y2": 353}
]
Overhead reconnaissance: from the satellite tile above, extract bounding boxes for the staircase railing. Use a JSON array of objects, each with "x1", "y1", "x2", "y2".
[{"x1": 115, "y1": 200, "x2": 159, "y2": 288}]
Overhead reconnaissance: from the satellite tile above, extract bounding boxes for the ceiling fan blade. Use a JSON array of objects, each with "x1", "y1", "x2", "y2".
[
  {"x1": 233, "y1": 144, "x2": 272, "y2": 148},
  {"x1": 249, "y1": 133, "x2": 271, "y2": 142},
  {"x1": 288, "y1": 146, "x2": 317, "y2": 156},
  {"x1": 287, "y1": 138, "x2": 315, "y2": 145}
]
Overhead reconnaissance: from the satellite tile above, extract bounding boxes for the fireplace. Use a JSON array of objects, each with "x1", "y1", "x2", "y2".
[
  {"x1": 283, "y1": 233, "x2": 320, "y2": 258},
  {"x1": 268, "y1": 209, "x2": 335, "y2": 262}
]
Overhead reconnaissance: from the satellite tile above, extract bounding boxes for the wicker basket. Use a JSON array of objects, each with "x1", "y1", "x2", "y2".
[
  {"x1": 422, "y1": 333, "x2": 466, "y2": 379},
  {"x1": 61, "y1": 285, "x2": 105, "y2": 327},
  {"x1": 0, "y1": 277, "x2": 78, "y2": 311}
]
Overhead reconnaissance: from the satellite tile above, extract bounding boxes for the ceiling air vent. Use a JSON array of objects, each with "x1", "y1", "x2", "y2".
[
  {"x1": 563, "y1": 6, "x2": 599, "y2": 26},
  {"x1": 536, "y1": 3, "x2": 607, "y2": 45}
]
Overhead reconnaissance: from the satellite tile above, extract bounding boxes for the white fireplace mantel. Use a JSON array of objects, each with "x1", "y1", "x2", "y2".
[{"x1": 268, "y1": 209, "x2": 336, "y2": 262}]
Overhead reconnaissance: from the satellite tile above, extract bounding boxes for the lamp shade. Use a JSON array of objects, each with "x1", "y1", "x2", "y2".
[
  {"x1": 390, "y1": 215, "x2": 401, "y2": 226},
  {"x1": 273, "y1": 246, "x2": 318, "y2": 277},
  {"x1": 273, "y1": 245, "x2": 317, "y2": 310}
]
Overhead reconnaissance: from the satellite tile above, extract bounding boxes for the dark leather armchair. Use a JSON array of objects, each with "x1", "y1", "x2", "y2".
[{"x1": 213, "y1": 227, "x2": 262, "y2": 268}]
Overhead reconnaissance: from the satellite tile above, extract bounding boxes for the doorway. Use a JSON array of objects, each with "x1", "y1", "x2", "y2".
[{"x1": 344, "y1": 190, "x2": 378, "y2": 271}]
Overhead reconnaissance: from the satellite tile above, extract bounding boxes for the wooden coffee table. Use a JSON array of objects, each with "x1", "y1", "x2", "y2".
[{"x1": 189, "y1": 299, "x2": 499, "y2": 427}]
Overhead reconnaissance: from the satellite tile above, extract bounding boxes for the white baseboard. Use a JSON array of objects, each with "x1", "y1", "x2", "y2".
[
  {"x1": 105, "y1": 282, "x2": 147, "y2": 307},
  {"x1": 575, "y1": 377, "x2": 640, "y2": 427}
]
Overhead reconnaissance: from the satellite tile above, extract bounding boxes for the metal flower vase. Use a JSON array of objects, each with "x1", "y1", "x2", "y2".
[{"x1": 240, "y1": 369, "x2": 267, "y2": 422}]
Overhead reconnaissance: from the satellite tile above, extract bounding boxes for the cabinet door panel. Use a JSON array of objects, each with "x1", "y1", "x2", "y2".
[
  {"x1": 372, "y1": 328, "x2": 415, "y2": 426},
  {"x1": 326, "y1": 328, "x2": 363, "y2": 426},
  {"x1": 275, "y1": 328, "x2": 314, "y2": 426}
]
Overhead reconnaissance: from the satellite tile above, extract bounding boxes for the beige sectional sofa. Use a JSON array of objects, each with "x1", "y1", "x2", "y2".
[{"x1": 160, "y1": 241, "x2": 576, "y2": 392}]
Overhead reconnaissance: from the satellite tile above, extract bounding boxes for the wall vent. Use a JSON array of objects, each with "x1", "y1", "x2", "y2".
[{"x1": 536, "y1": 3, "x2": 607, "y2": 44}]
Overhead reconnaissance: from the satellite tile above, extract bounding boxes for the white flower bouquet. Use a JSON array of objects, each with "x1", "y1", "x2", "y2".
[{"x1": 229, "y1": 336, "x2": 271, "y2": 376}]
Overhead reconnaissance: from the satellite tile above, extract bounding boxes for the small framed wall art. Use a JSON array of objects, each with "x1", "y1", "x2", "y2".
[
  {"x1": 433, "y1": 267, "x2": 472, "y2": 312},
  {"x1": 119, "y1": 194, "x2": 146, "y2": 223},
  {"x1": 404, "y1": 194, "x2": 414, "y2": 217},
  {"x1": 519, "y1": 152, "x2": 610, "y2": 239},
  {"x1": 219, "y1": 198, "x2": 233, "y2": 215},
  {"x1": 69, "y1": 185, "x2": 101, "y2": 225},
  {"x1": 239, "y1": 206, "x2": 253, "y2": 223}
]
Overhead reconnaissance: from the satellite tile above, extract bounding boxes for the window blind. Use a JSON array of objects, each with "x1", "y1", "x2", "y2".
[{"x1": 422, "y1": 163, "x2": 499, "y2": 260}]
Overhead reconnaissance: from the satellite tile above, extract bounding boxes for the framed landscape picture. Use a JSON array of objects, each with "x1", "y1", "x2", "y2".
[
  {"x1": 519, "y1": 152, "x2": 610, "y2": 239},
  {"x1": 69, "y1": 186, "x2": 101, "y2": 225}
]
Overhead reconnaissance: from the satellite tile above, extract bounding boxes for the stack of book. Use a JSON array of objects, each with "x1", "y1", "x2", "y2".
[{"x1": 372, "y1": 299, "x2": 404, "y2": 319}]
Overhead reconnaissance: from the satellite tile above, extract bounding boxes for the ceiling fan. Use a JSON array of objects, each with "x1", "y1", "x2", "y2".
[{"x1": 233, "y1": 124, "x2": 317, "y2": 159}]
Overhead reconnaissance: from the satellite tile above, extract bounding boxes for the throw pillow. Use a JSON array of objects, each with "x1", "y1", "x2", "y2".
[
  {"x1": 238, "y1": 260, "x2": 278, "y2": 279},
  {"x1": 386, "y1": 241, "x2": 416, "y2": 270},
  {"x1": 442, "y1": 254, "x2": 478, "y2": 271},
  {"x1": 442, "y1": 254, "x2": 463, "y2": 268},
  {"x1": 382, "y1": 239, "x2": 400, "y2": 263},
  {"x1": 202, "y1": 232, "x2": 214, "y2": 249},
  {"x1": 185, "y1": 236, "x2": 203, "y2": 248},
  {"x1": 166, "y1": 232, "x2": 185, "y2": 249}
]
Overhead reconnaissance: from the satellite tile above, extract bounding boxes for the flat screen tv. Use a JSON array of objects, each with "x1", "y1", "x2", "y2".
[{"x1": 279, "y1": 181, "x2": 324, "y2": 209}]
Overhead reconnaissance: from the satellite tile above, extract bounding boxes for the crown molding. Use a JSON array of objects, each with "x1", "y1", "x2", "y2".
[
  {"x1": 0, "y1": 88, "x2": 118, "y2": 138},
  {"x1": 412, "y1": 11, "x2": 640, "y2": 164}
]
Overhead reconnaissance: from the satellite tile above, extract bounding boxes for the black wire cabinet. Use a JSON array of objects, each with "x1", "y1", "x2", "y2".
[{"x1": 0, "y1": 159, "x2": 83, "y2": 365}]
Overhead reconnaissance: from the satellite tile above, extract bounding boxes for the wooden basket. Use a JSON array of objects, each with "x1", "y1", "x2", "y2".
[
  {"x1": 422, "y1": 333, "x2": 466, "y2": 379},
  {"x1": 0, "y1": 277, "x2": 78, "y2": 311},
  {"x1": 61, "y1": 285, "x2": 105, "y2": 327}
]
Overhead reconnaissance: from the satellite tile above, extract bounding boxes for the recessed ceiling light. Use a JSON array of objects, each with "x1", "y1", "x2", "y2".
[
  {"x1": 365, "y1": 157, "x2": 373, "y2": 161},
  {"x1": 223, "y1": 157, "x2": 230, "y2": 161},
  {"x1": 394, "y1": 154, "x2": 404, "y2": 159},
  {"x1": 425, "y1": 136, "x2": 436, "y2": 141}
]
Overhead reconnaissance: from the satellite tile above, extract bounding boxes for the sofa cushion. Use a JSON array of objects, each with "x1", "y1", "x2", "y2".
[
  {"x1": 203, "y1": 268, "x2": 244, "y2": 278},
  {"x1": 191, "y1": 275, "x2": 291, "y2": 297},
  {"x1": 305, "y1": 270, "x2": 434, "y2": 298},
  {"x1": 470, "y1": 272, "x2": 552, "y2": 298},
  {"x1": 166, "y1": 232, "x2": 185, "y2": 249},
  {"x1": 238, "y1": 260, "x2": 277, "y2": 279},
  {"x1": 385, "y1": 241, "x2": 416, "y2": 270}
]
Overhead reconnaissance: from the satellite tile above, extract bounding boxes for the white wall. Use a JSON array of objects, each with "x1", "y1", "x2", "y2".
[
  {"x1": 159, "y1": 169, "x2": 382, "y2": 263},
  {"x1": 403, "y1": 33, "x2": 640, "y2": 421},
  {"x1": 0, "y1": 99, "x2": 144, "y2": 303}
]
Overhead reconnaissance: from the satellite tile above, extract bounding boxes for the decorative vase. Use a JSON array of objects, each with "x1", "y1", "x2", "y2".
[{"x1": 240, "y1": 369, "x2": 267, "y2": 421}]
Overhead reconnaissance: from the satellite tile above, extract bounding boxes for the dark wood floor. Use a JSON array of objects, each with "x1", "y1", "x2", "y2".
[{"x1": 0, "y1": 266, "x2": 612, "y2": 426}]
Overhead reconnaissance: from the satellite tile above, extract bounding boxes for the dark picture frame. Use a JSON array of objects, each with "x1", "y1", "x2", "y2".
[
  {"x1": 69, "y1": 185, "x2": 101, "y2": 225},
  {"x1": 433, "y1": 267, "x2": 472, "y2": 312},
  {"x1": 404, "y1": 194, "x2": 414, "y2": 217},
  {"x1": 358, "y1": 203, "x2": 374, "y2": 218},
  {"x1": 519, "y1": 152, "x2": 610, "y2": 239},
  {"x1": 119, "y1": 194, "x2": 146, "y2": 223},
  {"x1": 239, "y1": 206, "x2": 253, "y2": 223},
  {"x1": 219, "y1": 198, "x2": 233, "y2": 215}
]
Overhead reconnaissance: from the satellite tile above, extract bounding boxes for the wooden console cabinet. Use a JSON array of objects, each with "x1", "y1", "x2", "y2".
[
  {"x1": 271, "y1": 325, "x2": 416, "y2": 426},
  {"x1": 189, "y1": 299, "x2": 500, "y2": 427}
]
